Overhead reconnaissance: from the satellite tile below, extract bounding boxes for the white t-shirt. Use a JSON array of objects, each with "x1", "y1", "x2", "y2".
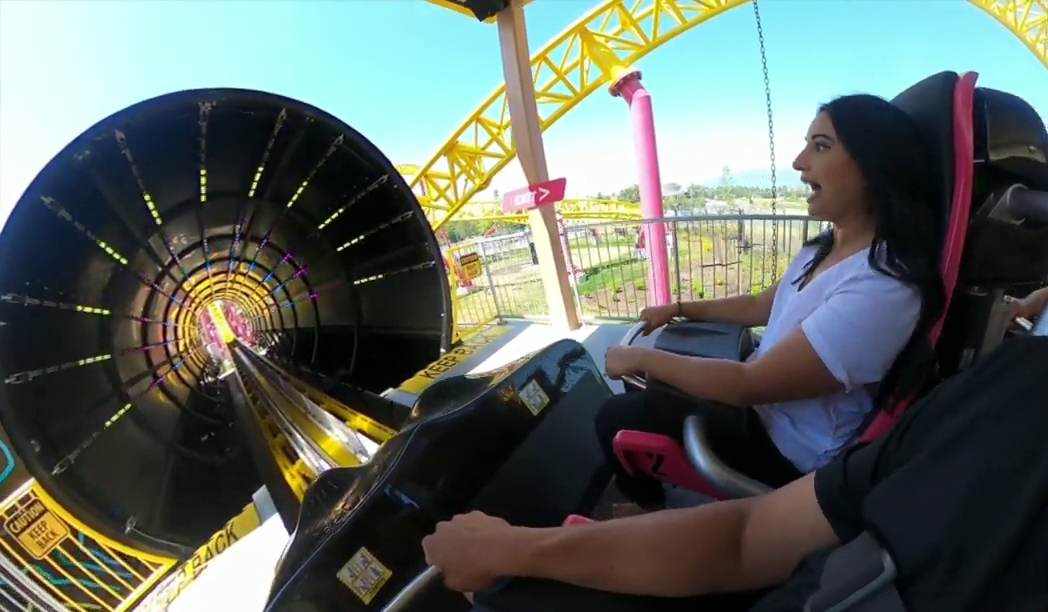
[{"x1": 752, "y1": 243, "x2": 922, "y2": 472}]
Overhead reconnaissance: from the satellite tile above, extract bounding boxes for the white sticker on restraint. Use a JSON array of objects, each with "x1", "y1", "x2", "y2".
[
  {"x1": 336, "y1": 547, "x2": 392, "y2": 604},
  {"x1": 519, "y1": 379, "x2": 550, "y2": 416}
]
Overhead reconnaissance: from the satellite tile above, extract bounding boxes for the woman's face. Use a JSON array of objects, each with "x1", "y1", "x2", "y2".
[{"x1": 791, "y1": 111, "x2": 867, "y2": 220}]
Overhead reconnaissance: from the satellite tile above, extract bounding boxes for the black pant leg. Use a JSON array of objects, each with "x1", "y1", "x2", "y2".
[{"x1": 472, "y1": 578, "x2": 766, "y2": 612}]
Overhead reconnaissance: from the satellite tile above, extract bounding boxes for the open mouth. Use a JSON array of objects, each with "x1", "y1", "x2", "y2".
[{"x1": 803, "y1": 179, "x2": 823, "y2": 202}]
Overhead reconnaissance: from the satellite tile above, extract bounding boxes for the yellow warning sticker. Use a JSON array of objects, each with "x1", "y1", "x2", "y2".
[
  {"x1": 519, "y1": 379, "x2": 550, "y2": 416},
  {"x1": 336, "y1": 547, "x2": 393, "y2": 604},
  {"x1": 4, "y1": 498, "x2": 69, "y2": 560},
  {"x1": 398, "y1": 325, "x2": 508, "y2": 394},
  {"x1": 458, "y1": 252, "x2": 482, "y2": 280}
]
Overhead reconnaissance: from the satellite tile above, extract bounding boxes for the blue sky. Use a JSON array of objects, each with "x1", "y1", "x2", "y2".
[{"x1": 1, "y1": 0, "x2": 1045, "y2": 219}]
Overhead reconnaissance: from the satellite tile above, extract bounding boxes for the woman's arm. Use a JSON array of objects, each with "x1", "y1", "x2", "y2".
[
  {"x1": 608, "y1": 271, "x2": 922, "y2": 406},
  {"x1": 682, "y1": 282, "x2": 779, "y2": 327},
  {"x1": 620, "y1": 326, "x2": 842, "y2": 407}
]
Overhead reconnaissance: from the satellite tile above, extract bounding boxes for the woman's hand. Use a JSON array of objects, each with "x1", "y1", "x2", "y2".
[
  {"x1": 605, "y1": 346, "x2": 645, "y2": 380},
  {"x1": 638, "y1": 304, "x2": 679, "y2": 335},
  {"x1": 422, "y1": 512, "x2": 513, "y2": 593}
]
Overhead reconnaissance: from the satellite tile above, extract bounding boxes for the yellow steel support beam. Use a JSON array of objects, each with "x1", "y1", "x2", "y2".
[
  {"x1": 438, "y1": 198, "x2": 640, "y2": 220},
  {"x1": 972, "y1": 0, "x2": 1047, "y2": 69},
  {"x1": 451, "y1": 210, "x2": 641, "y2": 223}
]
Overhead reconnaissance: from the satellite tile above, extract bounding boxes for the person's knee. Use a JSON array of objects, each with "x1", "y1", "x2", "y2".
[{"x1": 593, "y1": 392, "x2": 643, "y2": 446}]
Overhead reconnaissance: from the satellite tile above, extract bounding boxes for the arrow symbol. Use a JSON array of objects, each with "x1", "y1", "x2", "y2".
[{"x1": 536, "y1": 187, "x2": 550, "y2": 202}]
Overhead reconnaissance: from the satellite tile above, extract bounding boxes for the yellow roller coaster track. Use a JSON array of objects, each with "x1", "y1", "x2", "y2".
[
  {"x1": 413, "y1": 0, "x2": 1047, "y2": 229},
  {"x1": 397, "y1": 164, "x2": 641, "y2": 222},
  {"x1": 455, "y1": 199, "x2": 642, "y2": 223}
]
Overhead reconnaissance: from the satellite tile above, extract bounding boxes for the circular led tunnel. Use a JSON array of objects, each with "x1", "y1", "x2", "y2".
[{"x1": 0, "y1": 89, "x2": 452, "y2": 556}]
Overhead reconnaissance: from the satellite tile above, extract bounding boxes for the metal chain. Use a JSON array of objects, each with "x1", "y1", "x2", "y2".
[{"x1": 752, "y1": 0, "x2": 779, "y2": 278}]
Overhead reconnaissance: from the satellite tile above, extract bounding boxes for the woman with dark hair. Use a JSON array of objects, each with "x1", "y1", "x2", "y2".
[{"x1": 595, "y1": 94, "x2": 946, "y2": 511}]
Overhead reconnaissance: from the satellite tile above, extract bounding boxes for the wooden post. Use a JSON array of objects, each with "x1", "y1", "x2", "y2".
[{"x1": 496, "y1": 0, "x2": 580, "y2": 330}]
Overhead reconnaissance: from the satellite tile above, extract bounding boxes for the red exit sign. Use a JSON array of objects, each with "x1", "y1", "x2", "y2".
[{"x1": 501, "y1": 177, "x2": 567, "y2": 214}]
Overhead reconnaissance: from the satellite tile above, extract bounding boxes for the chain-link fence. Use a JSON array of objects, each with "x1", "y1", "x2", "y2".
[
  {"x1": 565, "y1": 214, "x2": 827, "y2": 321},
  {"x1": 442, "y1": 214, "x2": 828, "y2": 332}
]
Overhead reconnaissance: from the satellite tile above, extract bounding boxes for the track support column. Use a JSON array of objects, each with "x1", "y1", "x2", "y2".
[
  {"x1": 496, "y1": 0, "x2": 581, "y2": 330},
  {"x1": 581, "y1": 31, "x2": 671, "y2": 307}
]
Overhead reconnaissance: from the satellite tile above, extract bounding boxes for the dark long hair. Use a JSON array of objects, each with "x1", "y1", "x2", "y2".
[{"x1": 796, "y1": 94, "x2": 946, "y2": 406}]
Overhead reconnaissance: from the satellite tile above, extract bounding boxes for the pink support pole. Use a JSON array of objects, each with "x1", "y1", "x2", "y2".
[{"x1": 614, "y1": 75, "x2": 671, "y2": 307}]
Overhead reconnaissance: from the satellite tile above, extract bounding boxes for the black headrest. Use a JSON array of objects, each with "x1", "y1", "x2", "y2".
[
  {"x1": 891, "y1": 71, "x2": 961, "y2": 241},
  {"x1": 973, "y1": 87, "x2": 1048, "y2": 191}
]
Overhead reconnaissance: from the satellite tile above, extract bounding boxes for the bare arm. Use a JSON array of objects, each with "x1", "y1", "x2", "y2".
[
  {"x1": 1016, "y1": 286, "x2": 1048, "y2": 320},
  {"x1": 620, "y1": 272, "x2": 924, "y2": 406},
  {"x1": 498, "y1": 473, "x2": 836, "y2": 597},
  {"x1": 628, "y1": 326, "x2": 842, "y2": 407},
  {"x1": 682, "y1": 282, "x2": 779, "y2": 328}
]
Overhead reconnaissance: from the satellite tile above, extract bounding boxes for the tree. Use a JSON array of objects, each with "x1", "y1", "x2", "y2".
[
  {"x1": 717, "y1": 166, "x2": 736, "y2": 202},
  {"x1": 617, "y1": 184, "x2": 641, "y2": 203},
  {"x1": 720, "y1": 165, "x2": 733, "y2": 187}
]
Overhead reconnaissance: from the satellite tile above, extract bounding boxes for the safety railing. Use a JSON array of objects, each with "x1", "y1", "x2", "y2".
[
  {"x1": 564, "y1": 214, "x2": 827, "y2": 321},
  {"x1": 439, "y1": 213, "x2": 827, "y2": 329},
  {"x1": 444, "y1": 240, "x2": 511, "y2": 341},
  {"x1": 0, "y1": 481, "x2": 176, "y2": 612}
]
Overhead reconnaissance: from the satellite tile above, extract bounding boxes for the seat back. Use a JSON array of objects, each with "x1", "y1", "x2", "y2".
[
  {"x1": 858, "y1": 71, "x2": 977, "y2": 441},
  {"x1": 863, "y1": 72, "x2": 1048, "y2": 441},
  {"x1": 934, "y1": 86, "x2": 1048, "y2": 371}
]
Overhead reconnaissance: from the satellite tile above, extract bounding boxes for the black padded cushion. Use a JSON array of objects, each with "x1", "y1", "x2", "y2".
[
  {"x1": 653, "y1": 321, "x2": 755, "y2": 362},
  {"x1": 891, "y1": 71, "x2": 960, "y2": 246},
  {"x1": 974, "y1": 87, "x2": 1048, "y2": 191}
]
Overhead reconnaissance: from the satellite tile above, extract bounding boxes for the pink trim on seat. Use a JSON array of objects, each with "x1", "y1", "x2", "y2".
[
  {"x1": 862, "y1": 71, "x2": 979, "y2": 442},
  {"x1": 562, "y1": 514, "x2": 594, "y2": 526},
  {"x1": 612, "y1": 430, "x2": 721, "y2": 498},
  {"x1": 930, "y1": 71, "x2": 978, "y2": 345}
]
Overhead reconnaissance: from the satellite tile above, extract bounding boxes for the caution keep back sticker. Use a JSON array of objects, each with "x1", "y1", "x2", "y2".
[{"x1": 4, "y1": 498, "x2": 70, "y2": 559}]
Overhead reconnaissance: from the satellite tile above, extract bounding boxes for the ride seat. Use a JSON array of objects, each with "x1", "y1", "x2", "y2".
[{"x1": 613, "y1": 71, "x2": 1048, "y2": 500}]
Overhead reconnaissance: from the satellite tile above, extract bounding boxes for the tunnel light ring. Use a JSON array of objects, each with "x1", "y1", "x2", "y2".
[
  {"x1": 163, "y1": 252, "x2": 277, "y2": 326},
  {"x1": 163, "y1": 262, "x2": 284, "y2": 362},
  {"x1": 172, "y1": 232, "x2": 293, "y2": 303},
  {"x1": 333, "y1": 209, "x2": 413, "y2": 252}
]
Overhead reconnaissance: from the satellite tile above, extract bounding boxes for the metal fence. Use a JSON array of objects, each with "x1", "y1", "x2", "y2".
[
  {"x1": 0, "y1": 483, "x2": 175, "y2": 612},
  {"x1": 443, "y1": 214, "x2": 829, "y2": 331}
]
